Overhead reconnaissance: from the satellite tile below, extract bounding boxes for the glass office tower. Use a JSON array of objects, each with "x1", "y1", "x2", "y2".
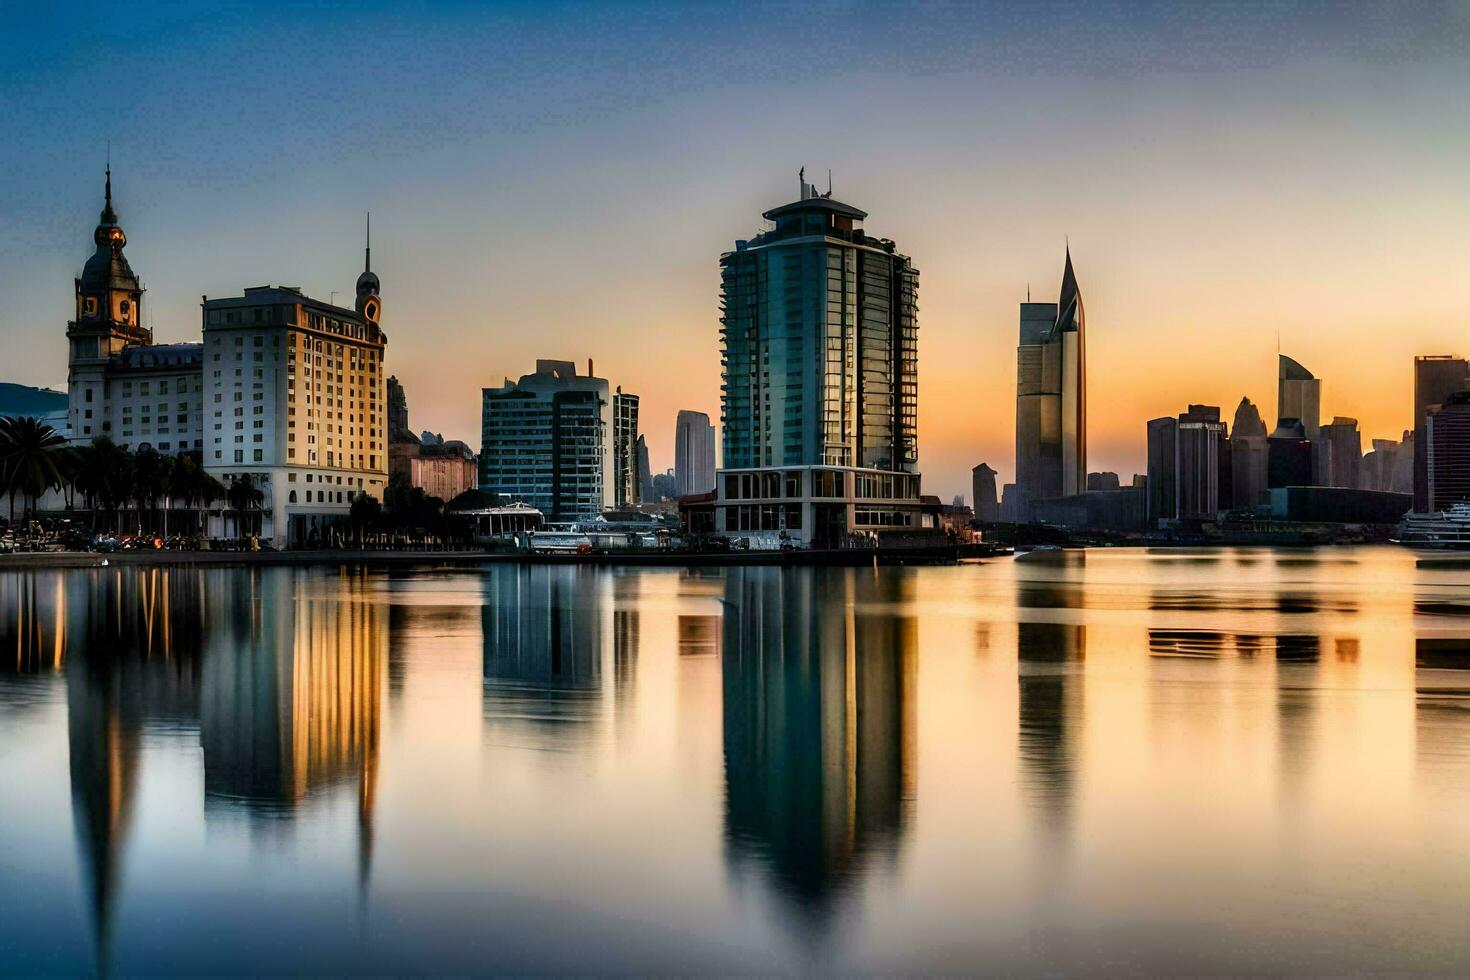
[{"x1": 716, "y1": 175, "x2": 922, "y2": 547}]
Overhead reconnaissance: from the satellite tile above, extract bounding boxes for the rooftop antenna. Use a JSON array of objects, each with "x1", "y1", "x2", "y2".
[{"x1": 826, "y1": 168, "x2": 832, "y2": 198}]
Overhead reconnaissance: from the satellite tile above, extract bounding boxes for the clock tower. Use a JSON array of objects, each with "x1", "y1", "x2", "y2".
[
  {"x1": 355, "y1": 212, "x2": 383, "y2": 340},
  {"x1": 66, "y1": 167, "x2": 151, "y2": 442}
]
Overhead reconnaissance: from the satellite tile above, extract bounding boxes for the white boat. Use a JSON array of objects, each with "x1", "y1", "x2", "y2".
[
  {"x1": 1396, "y1": 502, "x2": 1470, "y2": 548},
  {"x1": 526, "y1": 530, "x2": 593, "y2": 553}
]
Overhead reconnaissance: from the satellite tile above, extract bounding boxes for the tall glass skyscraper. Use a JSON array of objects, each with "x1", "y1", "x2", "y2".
[
  {"x1": 721, "y1": 176, "x2": 918, "y2": 473},
  {"x1": 715, "y1": 175, "x2": 923, "y2": 547},
  {"x1": 1015, "y1": 250, "x2": 1087, "y2": 517}
]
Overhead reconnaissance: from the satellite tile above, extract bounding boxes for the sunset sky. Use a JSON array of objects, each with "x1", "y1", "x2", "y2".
[{"x1": 2, "y1": 1, "x2": 1468, "y2": 501}]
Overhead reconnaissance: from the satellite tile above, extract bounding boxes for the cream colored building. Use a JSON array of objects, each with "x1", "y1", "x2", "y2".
[{"x1": 63, "y1": 170, "x2": 389, "y2": 546}]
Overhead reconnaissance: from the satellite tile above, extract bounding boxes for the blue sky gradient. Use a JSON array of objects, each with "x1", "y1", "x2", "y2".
[{"x1": 3, "y1": 1, "x2": 1468, "y2": 497}]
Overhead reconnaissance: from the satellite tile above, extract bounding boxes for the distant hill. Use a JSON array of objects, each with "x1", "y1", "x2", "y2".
[{"x1": 0, "y1": 383, "x2": 67, "y2": 420}]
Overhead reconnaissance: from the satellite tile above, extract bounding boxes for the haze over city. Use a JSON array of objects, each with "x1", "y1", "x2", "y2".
[{"x1": 3, "y1": 1, "x2": 1468, "y2": 499}]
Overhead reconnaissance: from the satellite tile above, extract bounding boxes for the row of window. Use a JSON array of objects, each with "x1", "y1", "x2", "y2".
[{"x1": 721, "y1": 503, "x2": 803, "y2": 532}]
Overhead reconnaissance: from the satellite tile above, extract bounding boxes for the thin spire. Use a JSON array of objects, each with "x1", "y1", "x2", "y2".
[
  {"x1": 100, "y1": 146, "x2": 117, "y2": 226},
  {"x1": 364, "y1": 212, "x2": 371, "y2": 273},
  {"x1": 827, "y1": 168, "x2": 832, "y2": 197}
]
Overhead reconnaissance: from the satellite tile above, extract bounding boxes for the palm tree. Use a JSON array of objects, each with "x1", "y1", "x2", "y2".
[
  {"x1": 170, "y1": 455, "x2": 223, "y2": 536},
  {"x1": 130, "y1": 447, "x2": 167, "y2": 536},
  {"x1": 79, "y1": 438, "x2": 134, "y2": 533},
  {"x1": 349, "y1": 492, "x2": 381, "y2": 548},
  {"x1": 156, "y1": 453, "x2": 180, "y2": 537},
  {"x1": 227, "y1": 475, "x2": 265, "y2": 540},
  {"x1": 0, "y1": 416, "x2": 72, "y2": 523}
]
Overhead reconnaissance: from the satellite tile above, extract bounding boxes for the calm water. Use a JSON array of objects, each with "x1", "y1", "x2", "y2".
[{"x1": 4, "y1": 548, "x2": 1470, "y2": 974}]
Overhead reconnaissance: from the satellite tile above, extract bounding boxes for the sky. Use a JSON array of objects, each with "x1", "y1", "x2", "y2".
[{"x1": 2, "y1": 0, "x2": 1469, "y2": 502}]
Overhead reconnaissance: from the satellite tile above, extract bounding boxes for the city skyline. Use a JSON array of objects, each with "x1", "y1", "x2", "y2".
[{"x1": 3, "y1": 3, "x2": 1469, "y2": 501}]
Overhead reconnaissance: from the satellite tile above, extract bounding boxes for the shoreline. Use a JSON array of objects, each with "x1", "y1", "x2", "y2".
[{"x1": 0, "y1": 546, "x2": 999, "y2": 570}]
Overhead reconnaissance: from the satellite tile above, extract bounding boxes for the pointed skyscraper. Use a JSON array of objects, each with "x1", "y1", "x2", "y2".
[{"x1": 1014, "y1": 248, "x2": 1088, "y2": 518}]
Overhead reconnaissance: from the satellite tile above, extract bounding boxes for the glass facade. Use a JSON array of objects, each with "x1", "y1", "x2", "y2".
[
  {"x1": 1013, "y1": 251, "x2": 1086, "y2": 518},
  {"x1": 480, "y1": 362, "x2": 611, "y2": 520},
  {"x1": 720, "y1": 197, "x2": 918, "y2": 473}
]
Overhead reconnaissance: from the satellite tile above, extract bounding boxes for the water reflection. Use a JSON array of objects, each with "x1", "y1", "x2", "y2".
[
  {"x1": 1015, "y1": 563, "x2": 1085, "y2": 852},
  {"x1": 720, "y1": 567, "x2": 916, "y2": 932},
  {"x1": 482, "y1": 565, "x2": 607, "y2": 747},
  {"x1": 0, "y1": 567, "x2": 384, "y2": 971},
  {"x1": 9, "y1": 549, "x2": 1470, "y2": 972}
]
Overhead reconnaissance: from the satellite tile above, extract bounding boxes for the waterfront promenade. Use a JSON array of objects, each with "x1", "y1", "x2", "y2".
[{"x1": 0, "y1": 544, "x2": 997, "y2": 569}]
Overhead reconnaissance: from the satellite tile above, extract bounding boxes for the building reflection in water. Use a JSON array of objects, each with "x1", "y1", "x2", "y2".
[
  {"x1": 200, "y1": 569, "x2": 384, "y2": 817},
  {"x1": 612, "y1": 570, "x2": 639, "y2": 729},
  {"x1": 482, "y1": 565, "x2": 607, "y2": 746},
  {"x1": 1015, "y1": 560, "x2": 1085, "y2": 847},
  {"x1": 678, "y1": 615, "x2": 721, "y2": 658},
  {"x1": 0, "y1": 567, "x2": 384, "y2": 970},
  {"x1": 720, "y1": 567, "x2": 916, "y2": 932}
]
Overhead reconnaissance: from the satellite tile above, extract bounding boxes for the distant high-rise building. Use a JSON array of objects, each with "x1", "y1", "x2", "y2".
[
  {"x1": 1396, "y1": 430, "x2": 1416, "y2": 496},
  {"x1": 1363, "y1": 432, "x2": 1414, "y2": 495},
  {"x1": 1086, "y1": 471, "x2": 1120, "y2": 492},
  {"x1": 1146, "y1": 417, "x2": 1177, "y2": 526},
  {"x1": 674, "y1": 409, "x2": 716, "y2": 497},
  {"x1": 480, "y1": 359, "x2": 612, "y2": 520},
  {"x1": 1426, "y1": 391, "x2": 1470, "y2": 512},
  {"x1": 1176, "y1": 405, "x2": 1227, "y2": 520},
  {"x1": 1317, "y1": 417, "x2": 1362, "y2": 490},
  {"x1": 1277, "y1": 355, "x2": 1321, "y2": 440},
  {"x1": 386, "y1": 375, "x2": 423, "y2": 487},
  {"x1": 716, "y1": 174, "x2": 923, "y2": 546},
  {"x1": 613, "y1": 388, "x2": 640, "y2": 508},
  {"x1": 1231, "y1": 396, "x2": 1268, "y2": 511},
  {"x1": 1000, "y1": 483, "x2": 1020, "y2": 523},
  {"x1": 1015, "y1": 249, "x2": 1087, "y2": 518},
  {"x1": 387, "y1": 376, "x2": 411, "y2": 442},
  {"x1": 1414, "y1": 356, "x2": 1470, "y2": 512},
  {"x1": 651, "y1": 469, "x2": 677, "y2": 502},
  {"x1": 635, "y1": 435, "x2": 654, "y2": 503},
  {"x1": 971, "y1": 463, "x2": 999, "y2": 522},
  {"x1": 1268, "y1": 419, "x2": 1313, "y2": 489}
]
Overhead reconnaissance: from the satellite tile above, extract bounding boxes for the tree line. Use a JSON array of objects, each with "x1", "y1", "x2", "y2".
[{"x1": 0, "y1": 415, "x2": 470, "y2": 547}]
